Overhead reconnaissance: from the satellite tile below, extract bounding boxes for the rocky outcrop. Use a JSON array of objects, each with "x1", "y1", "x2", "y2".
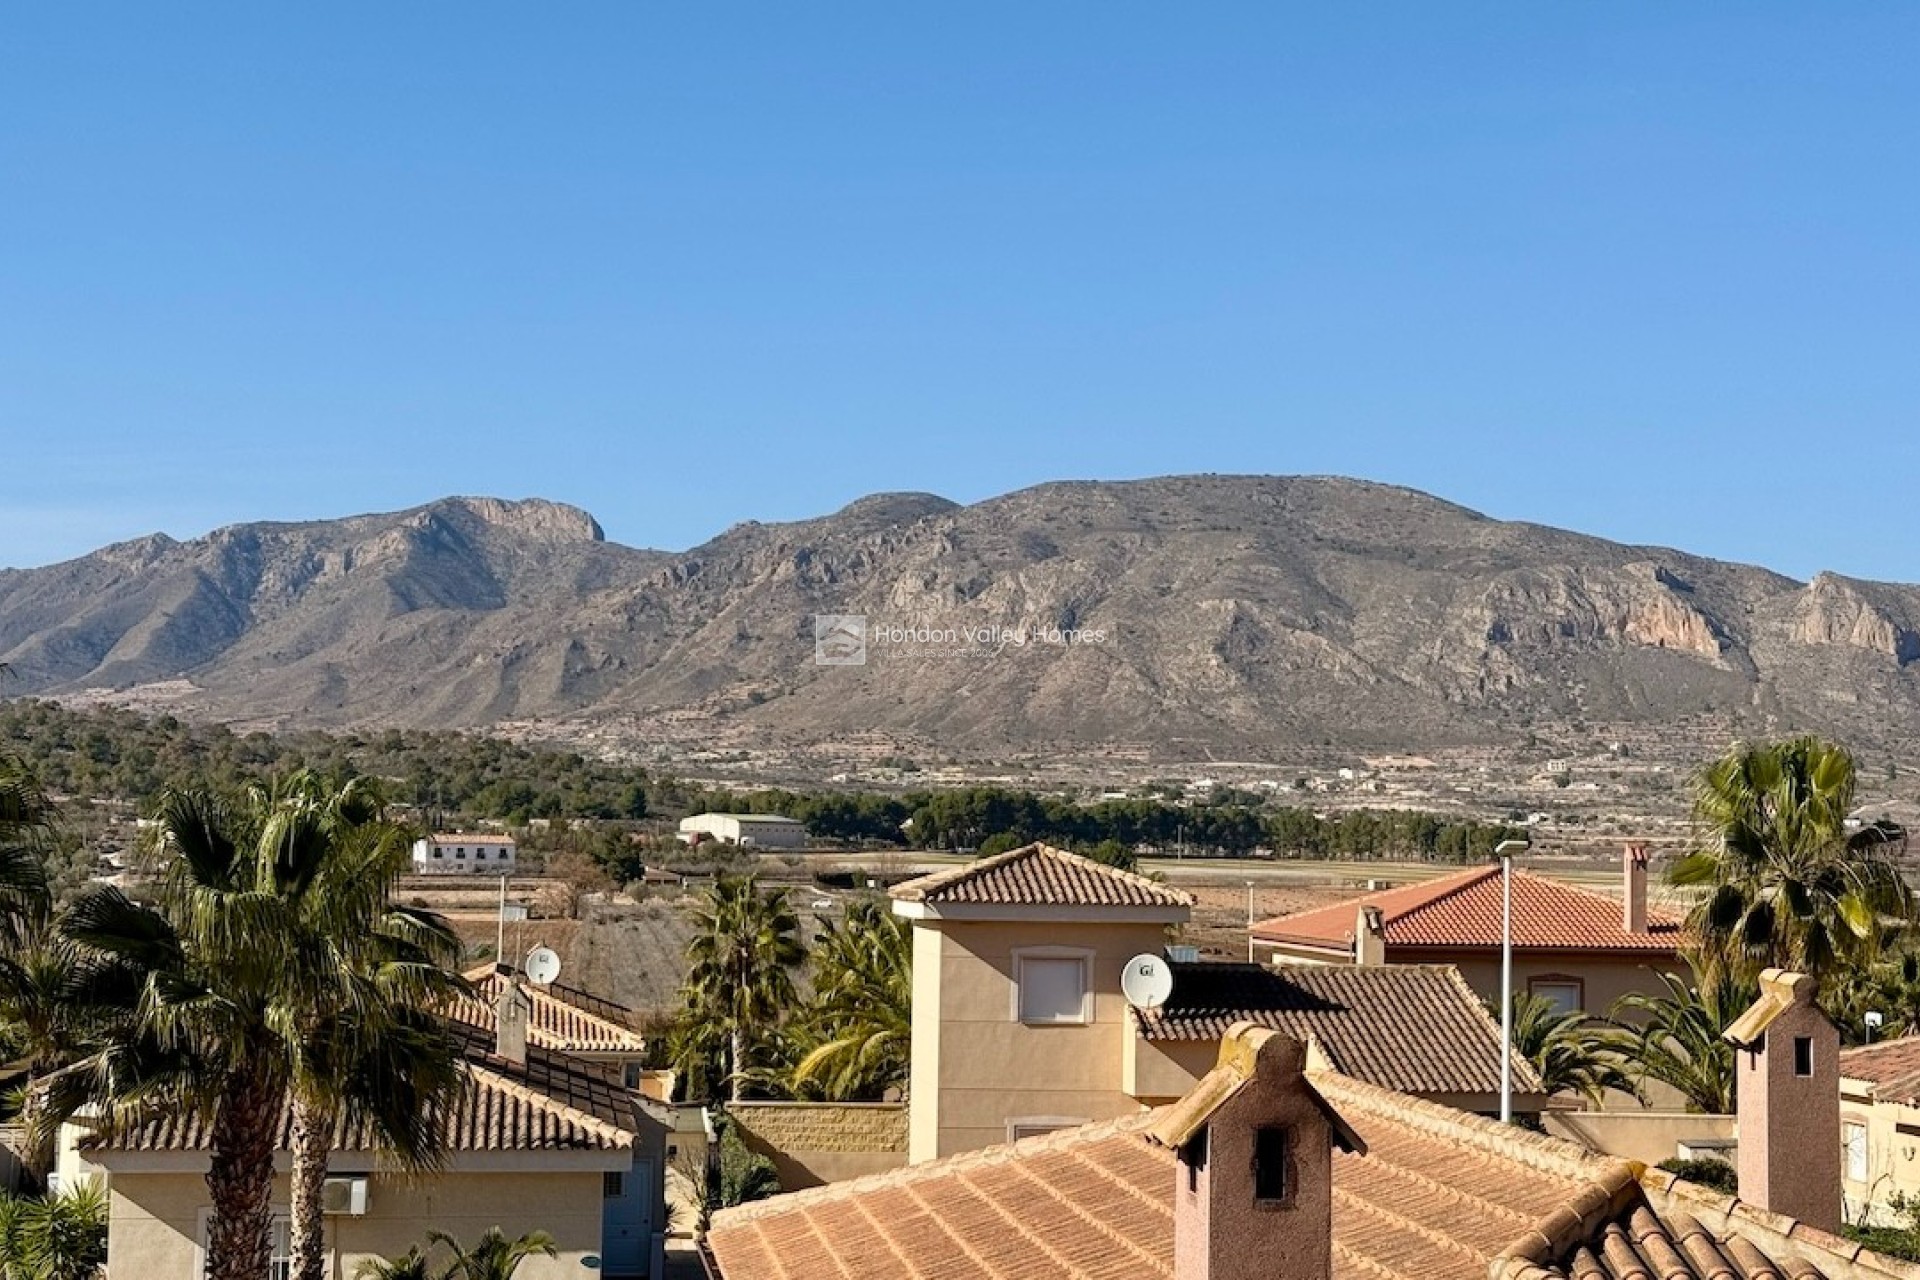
[{"x1": 1790, "y1": 573, "x2": 1920, "y2": 665}]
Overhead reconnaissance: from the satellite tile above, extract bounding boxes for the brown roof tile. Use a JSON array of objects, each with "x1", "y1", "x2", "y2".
[
  {"x1": 891, "y1": 843, "x2": 1192, "y2": 911},
  {"x1": 1251, "y1": 866, "x2": 1684, "y2": 955},
  {"x1": 708, "y1": 1071, "x2": 1914, "y2": 1280},
  {"x1": 467, "y1": 965, "x2": 649, "y2": 1055},
  {"x1": 1841, "y1": 1035, "x2": 1920, "y2": 1105},
  {"x1": 88, "y1": 1010, "x2": 638, "y2": 1156},
  {"x1": 1134, "y1": 962, "x2": 1547, "y2": 1097}
]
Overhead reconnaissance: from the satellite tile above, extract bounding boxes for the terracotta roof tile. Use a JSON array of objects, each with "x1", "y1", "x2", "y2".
[
  {"x1": 88, "y1": 1016, "x2": 635, "y2": 1155},
  {"x1": 1134, "y1": 962, "x2": 1546, "y2": 1097},
  {"x1": 467, "y1": 965, "x2": 649, "y2": 1055},
  {"x1": 1251, "y1": 866, "x2": 1684, "y2": 955},
  {"x1": 86, "y1": 994, "x2": 646, "y2": 1157},
  {"x1": 1841, "y1": 1035, "x2": 1920, "y2": 1105},
  {"x1": 891, "y1": 843, "x2": 1192, "y2": 911},
  {"x1": 708, "y1": 1071, "x2": 1912, "y2": 1280}
]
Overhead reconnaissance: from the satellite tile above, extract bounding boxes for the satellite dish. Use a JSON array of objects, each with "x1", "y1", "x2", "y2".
[
  {"x1": 524, "y1": 945, "x2": 562, "y2": 986},
  {"x1": 1121, "y1": 953, "x2": 1175, "y2": 1010}
]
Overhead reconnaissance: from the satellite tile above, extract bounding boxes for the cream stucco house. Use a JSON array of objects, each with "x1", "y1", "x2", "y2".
[
  {"x1": 890, "y1": 842, "x2": 1545, "y2": 1163},
  {"x1": 1838, "y1": 1034, "x2": 1920, "y2": 1224},
  {"x1": 60, "y1": 976, "x2": 673, "y2": 1280}
]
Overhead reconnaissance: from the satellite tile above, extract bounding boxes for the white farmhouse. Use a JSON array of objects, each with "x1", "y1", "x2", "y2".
[
  {"x1": 677, "y1": 813, "x2": 808, "y2": 850},
  {"x1": 411, "y1": 832, "x2": 518, "y2": 875}
]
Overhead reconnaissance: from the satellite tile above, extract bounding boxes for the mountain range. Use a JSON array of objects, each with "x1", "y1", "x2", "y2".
[{"x1": 5, "y1": 477, "x2": 1920, "y2": 762}]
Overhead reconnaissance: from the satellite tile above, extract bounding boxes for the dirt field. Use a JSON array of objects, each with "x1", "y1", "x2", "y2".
[{"x1": 1181, "y1": 883, "x2": 1352, "y2": 959}]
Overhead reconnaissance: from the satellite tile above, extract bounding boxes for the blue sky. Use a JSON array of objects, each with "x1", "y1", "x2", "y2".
[{"x1": 4, "y1": 6, "x2": 1916, "y2": 579}]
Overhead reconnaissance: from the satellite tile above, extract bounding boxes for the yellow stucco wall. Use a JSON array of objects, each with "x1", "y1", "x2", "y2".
[
  {"x1": 1123, "y1": 1034, "x2": 1218, "y2": 1103},
  {"x1": 101, "y1": 1167, "x2": 611, "y2": 1280},
  {"x1": 909, "y1": 917, "x2": 1167, "y2": 1160},
  {"x1": 731, "y1": 1102, "x2": 909, "y2": 1188}
]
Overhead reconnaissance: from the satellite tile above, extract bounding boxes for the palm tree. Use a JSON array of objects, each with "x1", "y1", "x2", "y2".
[
  {"x1": 792, "y1": 899, "x2": 912, "y2": 1100},
  {"x1": 352, "y1": 1248, "x2": 435, "y2": 1280},
  {"x1": 1500, "y1": 993, "x2": 1639, "y2": 1107},
  {"x1": 680, "y1": 877, "x2": 803, "y2": 1103},
  {"x1": 49, "y1": 776, "x2": 465, "y2": 1280},
  {"x1": 425, "y1": 1228, "x2": 557, "y2": 1280},
  {"x1": 1673, "y1": 737, "x2": 1912, "y2": 985},
  {"x1": 0, "y1": 908, "x2": 92, "y2": 1181},
  {"x1": 273, "y1": 774, "x2": 470, "y2": 1280},
  {"x1": 0, "y1": 758, "x2": 52, "y2": 936},
  {"x1": 1611, "y1": 967, "x2": 1757, "y2": 1114}
]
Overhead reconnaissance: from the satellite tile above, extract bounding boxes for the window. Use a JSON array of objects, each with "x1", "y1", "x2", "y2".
[
  {"x1": 1014, "y1": 950, "x2": 1092, "y2": 1025},
  {"x1": 1254, "y1": 1127, "x2": 1290, "y2": 1203},
  {"x1": 623, "y1": 1061, "x2": 645, "y2": 1089},
  {"x1": 1008, "y1": 1117, "x2": 1085, "y2": 1141},
  {"x1": 603, "y1": 1171, "x2": 625, "y2": 1199},
  {"x1": 431, "y1": 847, "x2": 443, "y2": 859},
  {"x1": 1845, "y1": 1122, "x2": 1869, "y2": 1182},
  {"x1": 1794, "y1": 1036, "x2": 1814, "y2": 1077},
  {"x1": 1528, "y1": 977, "x2": 1584, "y2": 1016}
]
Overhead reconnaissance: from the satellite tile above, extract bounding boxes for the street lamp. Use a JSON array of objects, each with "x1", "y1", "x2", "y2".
[
  {"x1": 1246, "y1": 881, "x2": 1256, "y2": 963},
  {"x1": 1493, "y1": 838, "x2": 1531, "y2": 1124}
]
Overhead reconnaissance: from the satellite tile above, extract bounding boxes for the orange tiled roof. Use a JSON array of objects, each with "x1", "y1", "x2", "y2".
[
  {"x1": 1841, "y1": 1035, "x2": 1920, "y2": 1106},
  {"x1": 891, "y1": 843, "x2": 1193, "y2": 911},
  {"x1": 1250, "y1": 865, "x2": 1684, "y2": 955},
  {"x1": 1134, "y1": 961, "x2": 1547, "y2": 1097},
  {"x1": 424, "y1": 832, "x2": 516, "y2": 844},
  {"x1": 467, "y1": 965, "x2": 649, "y2": 1055},
  {"x1": 707, "y1": 1072, "x2": 1911, "y2": 1280}
]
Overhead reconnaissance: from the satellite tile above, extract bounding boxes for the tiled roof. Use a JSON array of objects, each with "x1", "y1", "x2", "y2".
[
  {"x1": 424, "y1": 833, "x2": 515, "y2": 844},
  {"x1": 1134, "y1": 961, "x2": 1547, "y2": 1097},
  {"x1": 1250, "y1": 865, "x2": 1685, "y2": 954},
  {"x1": 467, "y1": 965, "x2": 649, "y2": 1055},
  {"x1": 1841, "y1": 1036, "x2": 1920, "y2": 1105},
  {"x1": 891, "y1": 843, "x2": 1193, "y2": 910},
  {"x1": 89, "y1": 1016, "x2": 636, "y2": 1155},
  {"x1": 706, "y1": 1072, "x2": 1914, "y2": 1280}
]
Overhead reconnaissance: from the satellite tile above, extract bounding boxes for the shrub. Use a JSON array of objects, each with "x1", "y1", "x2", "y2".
[{"x1": 1656, "y1": 1156, "x2": 1737, "y2": 1194}]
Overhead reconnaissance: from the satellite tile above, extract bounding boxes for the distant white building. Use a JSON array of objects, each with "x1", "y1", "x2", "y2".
[
  {"x1": 677, "y1": 813, "x2": 808, "y2": 850},
  {"x1": 411, "y1": 832, "x2": 518, "y2": 875}
]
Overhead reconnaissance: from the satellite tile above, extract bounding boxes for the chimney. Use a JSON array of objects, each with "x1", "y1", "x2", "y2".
[
  {"x1": 1724, "y1": 969, "x2": 1840, "y2": 1233},
  {"x1": 495, "y1": 975, "x2": 532, "y2": 1067},
  {"x1": 1148, "y1": 1023, "x2": 1365, "y2": 1280},
  {"x1": 1353, "y1": 905, "x2": 1386, "y2": 967},
  {"x1": 1623, "y1": 844, "x2": 1649, "y2": 934}
]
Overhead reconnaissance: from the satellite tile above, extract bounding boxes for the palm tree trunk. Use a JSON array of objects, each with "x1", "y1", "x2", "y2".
[
  {"x1": 730, "y1": 1027, "x2": 745, "y2": 1104},
  {"x1": 288, "y1": 1096, "x2": 335, "y2": 1280},
  {"x1": 204, "y1": 1061, "x2": 284, "y2": 1280}
]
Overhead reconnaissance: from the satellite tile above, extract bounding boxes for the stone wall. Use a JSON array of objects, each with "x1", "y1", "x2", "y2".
[{"x1": 730, "y1": 1102, "x2": 909, "y2": 1189}]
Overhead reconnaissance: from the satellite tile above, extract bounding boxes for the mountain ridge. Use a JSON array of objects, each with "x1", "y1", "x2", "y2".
[{"x1": 5, "y1": 477, "x2": 1918, "y2": 761}]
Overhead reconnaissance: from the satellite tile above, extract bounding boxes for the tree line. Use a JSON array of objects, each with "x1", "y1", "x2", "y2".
[{"x1": 3, "y1": 700, "x2": 1525, "y2": 865}]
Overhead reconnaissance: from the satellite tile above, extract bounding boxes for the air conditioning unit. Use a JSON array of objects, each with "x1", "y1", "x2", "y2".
[{"x1": 322, "y1": 1177, "x2": 370, "y2": 1216}]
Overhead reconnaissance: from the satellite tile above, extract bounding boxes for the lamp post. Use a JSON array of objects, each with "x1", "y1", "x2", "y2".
[
  {"x1": 1246, "y1": 881, "x2": 1256, "y2": 963},
  {"x1": 1493, "y1": 838, "x2": 1531, "y2": 1124}
]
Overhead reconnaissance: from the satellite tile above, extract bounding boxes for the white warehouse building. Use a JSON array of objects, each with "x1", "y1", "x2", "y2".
[
  {"x1": 411, "y1": 832, "x2": 518, "y2": 874},
  {"x1": 677, "y1": 813, "x2": 809, "y2": 850}
]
